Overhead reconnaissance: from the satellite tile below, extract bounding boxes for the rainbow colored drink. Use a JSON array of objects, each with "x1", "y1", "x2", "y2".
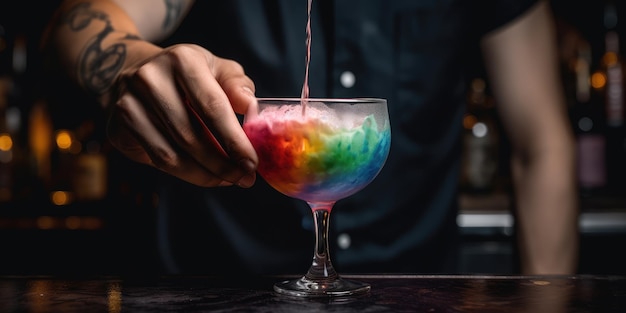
[{"x1": 243, "y1": 98, "x2": 391, "y2": 203}]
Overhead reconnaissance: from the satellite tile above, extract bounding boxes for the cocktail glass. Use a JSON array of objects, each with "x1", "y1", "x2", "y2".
[{"x1": 243, "y1": 98, "x2": 391, "y2": 298}]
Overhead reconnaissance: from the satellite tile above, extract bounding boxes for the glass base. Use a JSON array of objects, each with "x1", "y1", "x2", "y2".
[{"x1": 273, "y1": 276, "x2": 371, "y2": 298}]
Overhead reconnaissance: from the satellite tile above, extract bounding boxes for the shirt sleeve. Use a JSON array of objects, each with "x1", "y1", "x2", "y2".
[{"x1": 476, "y1": 0, "x2": 540, "y2": 36}]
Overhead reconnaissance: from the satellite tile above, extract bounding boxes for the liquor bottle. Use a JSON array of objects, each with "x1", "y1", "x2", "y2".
[
  {"x1": 27, "y1": 98, "x2": 54, "y2": 192},
  {"x1": 0, "y1": 77, "x2": 14, "y2": 202},
  {"x1": 573, "y1": 43, "x2": 607, "y2": 196},
  {"x1": 460, "y1": 78, "x2": 500, "y2": 194},
  {"x1": 0, "y1": 24, "x2": 13, "y2": 202},
  {"x1": 600, "y1": 1, "x2": 626, "y2": 195},
  {"x1": 47, "y1": 121, "x2": 109, "y2": 206},
  {"x1": 49, "y1": 127, "x2": 77, "y2": 205},
  {"x1": 0, "y1": 32, "x2": 28, "y2": 203},
  {"x1": 0, "y1": 82, "x2": 27, "y2": 202},
  {"x1": 71, "y1": 119, "x2": 108, "y2": 202}
]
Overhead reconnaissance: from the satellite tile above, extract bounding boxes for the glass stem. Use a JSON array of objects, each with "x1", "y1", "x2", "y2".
[{"x1": 305, "y1": 202, "x2": 338, "y2": 282}]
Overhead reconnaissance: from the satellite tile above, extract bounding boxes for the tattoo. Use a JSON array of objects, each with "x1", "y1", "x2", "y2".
[
  {"x1": 163, "y1": 0, "x2": 183, "y2": 32},
  {"x1": 63, "y1": 2, "x2": 140, "y2": 95}
]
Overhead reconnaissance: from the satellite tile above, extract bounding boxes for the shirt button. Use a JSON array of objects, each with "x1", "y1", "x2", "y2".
[
  {"x1": 340, "y1": 71, "x2": 356, "y2": 88},
  {"x1": 337, "y1": 233, "x2": 351, "y2": 249}
]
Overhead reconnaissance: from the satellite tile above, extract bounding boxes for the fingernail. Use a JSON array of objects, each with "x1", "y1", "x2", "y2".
[
  {"x1": 219, "y1": 180, "x2": 234, "y2": 187},
  {"x1": 237, "y1": 173, "x2": 256, "y2": 188},
  {"x1": 237, "y1": 158, "x2": 256, "y2": 188}
]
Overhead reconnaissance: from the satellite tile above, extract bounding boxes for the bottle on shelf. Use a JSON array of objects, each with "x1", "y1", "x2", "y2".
[
  {"x1": 71, "y1": 119, "x2": 108, "y2": 202},
  {"x1": 49, "y1": 127, "x2": 78, "y2": 206},
  {"x1": 572, "y1": 42, "x2": 607, "y2": 197},
  {"x1": 48, "y1": 122, "x2": 110, "y2": 206},
  {"x1": 0, "y1": 32, "x2": 29, "y2": 203},
  {"x1": 0, "y1": 76, "x2": 14, "y2": 202},
  {"x1": 27, "y1": 97, "x2": 54, "y2": 197},
  {"x1": 599, "y1": 0, "x2": 626, "y2": 196},
  {"x1": 460, "y1": 77, "x2": 500, "y2": 194}
]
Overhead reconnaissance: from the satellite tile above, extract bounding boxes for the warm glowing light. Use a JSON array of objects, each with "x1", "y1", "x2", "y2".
[
  {"x1": 28, "y1": 280, "x2": 52, "y2": 311},
  {"x1": 51, "y1": 191, "x2": 72, "y2": 205},
  {"x1": 0, "y1": 133, "x2": 12, "y2": 151},
  {"x1": 108, "y1": 283, "x2": 122, "y2": 313},
  {"x1": 463, "y1": 114, "x2": 477, "y2": 130},
  {"x1": 55, "y1": 130, "x2": 73, "y2": 150},
  {"x1": 36, "y1": 216, "x2": 55, "y2": 229},
  {"x1": 65, "y1": 216, "x2": 81, "y2": 230},
  {"x1": 28, "y1": 102, "x2": 54, "y2": 177},
  {"x1": 603, "y1": 52, "x2": 618, "y2": 67},
  {"x1": 591, "y1": 71, "x2": 607, "y2": 89},
  {"x1": 82, "y1": 217, "x2": 103, "y2": 230}
]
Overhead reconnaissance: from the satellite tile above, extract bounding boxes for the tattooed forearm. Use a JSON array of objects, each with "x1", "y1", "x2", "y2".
[
  {"x1": 163, "y1": 0, "x2": 183, "y2": 32},
  {"x1": 63, "y1": 2, "x2": 139, "y2": 95}
]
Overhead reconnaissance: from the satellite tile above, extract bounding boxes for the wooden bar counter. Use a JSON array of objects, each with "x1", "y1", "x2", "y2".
[{"x1": 0, "y1": 274, "x2": 624, "y2": 312}]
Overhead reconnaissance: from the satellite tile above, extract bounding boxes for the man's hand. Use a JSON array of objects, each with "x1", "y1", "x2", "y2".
[{"x1": 106, "y1": 44, "x2": 259, "y2": 188}]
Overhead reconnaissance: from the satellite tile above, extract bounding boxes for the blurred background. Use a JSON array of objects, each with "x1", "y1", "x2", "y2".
[{"x1": 0, "y1": 1, "x2": 624, "y2": 276}]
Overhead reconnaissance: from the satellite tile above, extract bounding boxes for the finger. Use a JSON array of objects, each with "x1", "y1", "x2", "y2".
[
  {"x1": 215, "y1": 63, "x2": 257, "y2": 115},
  {"x1": 109, "y1": 92, "x2": 231, "y2": 187},
  {"x1": 171, "y1": 46, "x2": 258, "y2": 185}
]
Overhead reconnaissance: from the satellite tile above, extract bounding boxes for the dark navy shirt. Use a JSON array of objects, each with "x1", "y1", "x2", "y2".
[{"x1": 156, "y1": 0, "x2": 538, "y2": 275}]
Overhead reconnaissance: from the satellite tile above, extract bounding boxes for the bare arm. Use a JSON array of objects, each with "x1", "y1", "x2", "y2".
[
  {"x1": 480, "y1": 0, "x2": 579, "y2": 274},
  {"x1": 42, "y1": 0, "x2": 194, "y2": 102},
  {"x1": 42, "y1": 0, "x2": 259, "y2": 188},
  {"x1": 111, "y1": 0, "x2": 194, "y2": 42}
]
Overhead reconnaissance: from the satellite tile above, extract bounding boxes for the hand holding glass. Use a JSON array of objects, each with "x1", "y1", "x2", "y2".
[{"x1": 243, "y1": 98, "x2": 391, "y2": 297}]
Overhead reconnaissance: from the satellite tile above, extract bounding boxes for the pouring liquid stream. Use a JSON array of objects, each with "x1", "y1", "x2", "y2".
[{"x1": 300, "y1": 0, "x2": 313, "y2": 116}]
